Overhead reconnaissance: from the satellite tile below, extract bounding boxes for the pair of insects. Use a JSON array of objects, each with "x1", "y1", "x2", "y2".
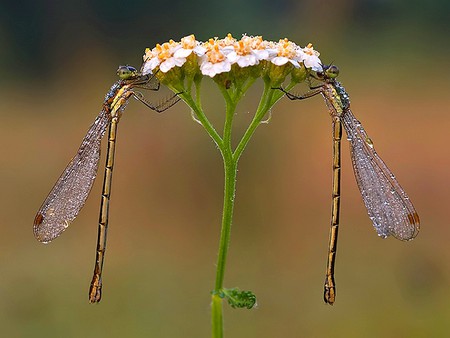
[{"x1": 34, "y1": 64, "x2": 419, "y2": 304}]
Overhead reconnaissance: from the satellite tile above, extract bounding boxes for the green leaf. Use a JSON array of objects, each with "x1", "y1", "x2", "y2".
[{"x1": 216, "y1": 288, "x2": 257, "y2": 310}]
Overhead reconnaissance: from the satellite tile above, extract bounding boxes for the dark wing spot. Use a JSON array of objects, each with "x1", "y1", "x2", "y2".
[
  {"x1": 408, "y1": 212, "x2": 420, "y2": 225},
  {"x1": 34, "y1": 212, "x2": 44, "y2": 227}
]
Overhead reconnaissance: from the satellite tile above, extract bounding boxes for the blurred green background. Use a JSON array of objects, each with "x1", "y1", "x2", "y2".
[{"x1": 1, "y1": 0, "x2": 450, "y2": 337}]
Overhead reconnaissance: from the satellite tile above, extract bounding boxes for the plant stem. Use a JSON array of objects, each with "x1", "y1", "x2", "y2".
[
  {"x1": 211, "y1": 89, "x2": 238, "y2": 337},
  {"x1": 181, "y1": 78, "x2": 284, "y2": 337},
  {"x1": 179, "y1": 92, "x2": 223, "y2": 148},
  {"x1": 210, "y1": 80, "x2": 285, "y2": 337},
  {"x1": 211, "y1": 293, "x2": 224, "y2": 338},
  {"x1": 234, "y1": 79, "x2": 284, "y2": 161},
  {"x1": 214, "y1": 154, "x2": 237, "y2": 292},
  {"x1": 211, "y1": 154, "x2": 237, "y2": 338}
]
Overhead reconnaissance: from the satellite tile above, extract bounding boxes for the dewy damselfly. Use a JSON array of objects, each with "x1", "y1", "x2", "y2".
[
  {"x1": 280, "y1": 65, "x2": 420, "y2": 305},
  {"x1": 33, "y1": 65, "x2": 179, "y2": 303}
]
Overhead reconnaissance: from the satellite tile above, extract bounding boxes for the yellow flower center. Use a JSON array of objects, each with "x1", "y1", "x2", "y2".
[
  {"x1": 235, "y1": 40, "x2": 252, "y2": 56},
  {"x1": 155, "y1": 40, "x2": 178, "y2": 60},
  {"x1": 181, "y1": 34, "x2": 196, "y2": 50},
  {"x1": 277, "y1": 38, "x2": 296, "y2": 59},
  {"x1": 220, "y1": 33, "x2": 236, "y2": 47},
  {"x1": 233, "y1": 36, "x2": 266, "y2": 56},
  {"x1": 250, "y1": 36, "x2": 265, "y2": 50},
  {"x1": 203, "y1": 39, "x2": 226, "y2": 63},
  {"x1": 303, "y1": 43, "x2": 316, "y2": 56}
]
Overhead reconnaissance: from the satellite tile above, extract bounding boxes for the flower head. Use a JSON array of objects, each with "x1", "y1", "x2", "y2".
[
  {"x1": 141, "y1": 35, "x2": 205, "y2": 75},
  {"x1": 141, "y1": 34, "x2": 323, "y2": 79},
  {"x1": 226, "y1": 35, "x2": 270, "y2": 68},
  {"x1": 270, "y1": 38, "x2": 301, "y2": 68},
  {"x1": 199, "y1": 38, "x2": 234, "y2": 78},
  {"x1": 299, "y1": 43, "x2": 322, "y2": 72},
  {"x1": 173, "y1": 34, "x2": 206, "y2": 59}
]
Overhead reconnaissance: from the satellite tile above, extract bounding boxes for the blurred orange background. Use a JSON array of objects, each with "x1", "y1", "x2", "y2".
[{"x1": 1, "y1": 1, "x2": 449, "y2": 337}]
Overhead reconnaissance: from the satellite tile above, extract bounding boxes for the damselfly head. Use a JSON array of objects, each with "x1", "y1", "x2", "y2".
[
  {"x1": 117, "y1": 65, "x2": 138, "y2": 80},
  {"x1": 316, "y1": 64, "x2": 340, "y2": 80}
]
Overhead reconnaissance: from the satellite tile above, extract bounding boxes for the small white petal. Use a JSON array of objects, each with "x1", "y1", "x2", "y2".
[
  {"x1": 174, "y1": 48, "x2": 192, "y2": 58},
  {"x1": 237, "y1": 55, "x2": 258, "y2": 67},
  {"x1": 221, "y1": 46, "x2": 235, "y2": 56},
  {"x1": 213, "y1": 61, "x2": 231, "y2": 74},
  {"x1": 200, "y1": 62, "x2": 216, "y2": 77},
  {"x1": 301, "y1": 53, "x2": 322, "y2": 71},
  {"x1": 141, "y1": 62, "x2": 153, "y2": 75},
  {"x1": 271, "y1": 56, "x2": 289, "y2": 66},
  {"x1": 306, "y1": 59, "x2": 322, "y2": 71},
  {"x1": 289, "y1": 59, "x2": 301, "y2": 68},
  {"x1": 160, "y1": 58, "x2": 176, "y2": 72},
  {"x1": 174, "y1": 57, "x2": 186, "y2": 67},
  {"x1": 193, "y1": 45, "x2": 207, "y2": 56},
  {"x1": 144, "y1": 58, "x2": 161, "y2": 72},
  {"x1": 200, "y1": 60, "x2": 232, "y2": 77},
  {"x1": 226, "y1": 51, "x2": 239, "y2": 63},
  {"x1": 253, "y1": 49, "x2": 269, "y2": 60},
  {"x1": 265, "y1": 48, "x2": 278, "y2": 58}
]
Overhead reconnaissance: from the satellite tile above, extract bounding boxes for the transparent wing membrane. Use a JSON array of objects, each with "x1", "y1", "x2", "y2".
[
  {"x1": 342, "y1": 110, "x2": 419, "y2": 241},
  {"x1": 33, "y1": 111, "x2": 110, "y2": 243}
]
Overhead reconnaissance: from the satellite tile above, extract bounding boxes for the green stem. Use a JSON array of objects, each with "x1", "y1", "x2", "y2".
[
  {"x1": 180, "y1": 92, "x2": 223, "y2": 148},
  {"x1": 178, "y1": 75, "x2": 287, "y2": 338},
  {"x1": 234, "y1": 79, "x2": 284, "y2": 161},
  {"x1": 209, "y1": 78, "x2": 286, "y2": 337},
  {"x1": 164, "y1": 61, "x2": 309, "y2": 338},
  {"x1": 211, "y1": 155, "x2": 237, "y2": 338},
  {"x1": 211, "y1": 293, "x2": 224, "y2": 338},
  {"x1": 214, "y1": 153, "x2": 237, "y2": 291},
  {"x1": 211, "y1": 88, "x2": 238, "y2": 338}
]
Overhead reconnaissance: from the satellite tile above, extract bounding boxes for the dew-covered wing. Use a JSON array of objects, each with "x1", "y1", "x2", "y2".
[
  {"x1": 33, "y1": 110, "x2": 110, "y2": 243},
  {"x1": 341, "y1": 110, "x2": 419, "y2": 241}
]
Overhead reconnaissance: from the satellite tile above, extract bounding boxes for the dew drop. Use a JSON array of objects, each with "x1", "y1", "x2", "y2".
[{"x1": 365, "y1": 137, "x2": 374, "y2": 148}]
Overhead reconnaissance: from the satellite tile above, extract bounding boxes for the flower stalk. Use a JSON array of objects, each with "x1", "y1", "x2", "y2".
[{"x1": 141, "y1": 34, "x2": 321, "y2": 337}]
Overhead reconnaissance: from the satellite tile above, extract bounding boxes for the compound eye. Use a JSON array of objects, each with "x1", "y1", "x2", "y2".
[
  {"x1": 116, "y1": 65, "x2": 136, "y2": 80},
  {"x1": 326, "y1": 65, "x2": 339, "y2": 78}
]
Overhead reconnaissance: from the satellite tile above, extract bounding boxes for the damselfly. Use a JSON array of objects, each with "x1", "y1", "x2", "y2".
[
  {"x1": 279, "y1": 65, "x2": 420, "y2": 305},
  {"x1": 33, "y1": 65, "x2": 179, "y2": 303}
]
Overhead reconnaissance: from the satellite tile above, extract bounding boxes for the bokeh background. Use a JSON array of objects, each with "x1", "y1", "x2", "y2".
[{"x1": 1, "y1": 0, "x2": 450, "y2": 337}]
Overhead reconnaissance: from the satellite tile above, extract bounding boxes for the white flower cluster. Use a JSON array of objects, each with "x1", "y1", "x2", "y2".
[{"x1": 142, "y1": 34, "x2": 322, "y2": 78}]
